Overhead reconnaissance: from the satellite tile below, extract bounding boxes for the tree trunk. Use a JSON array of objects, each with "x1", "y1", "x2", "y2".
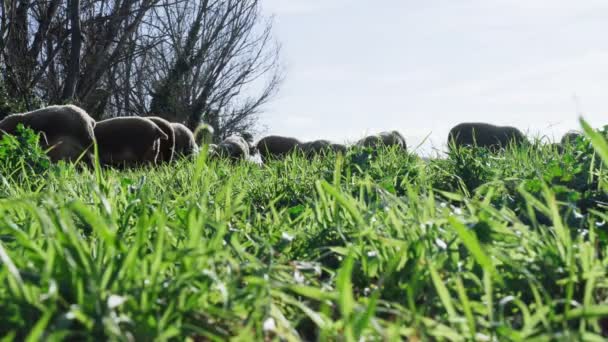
[{"x1": 62, "y1": 0, "x2": 82, "y2": 101}]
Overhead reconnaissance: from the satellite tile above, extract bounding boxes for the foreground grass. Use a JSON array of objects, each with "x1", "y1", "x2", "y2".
[{"x1": 1, "y1": 125, "x2": 608, "y2": 340}]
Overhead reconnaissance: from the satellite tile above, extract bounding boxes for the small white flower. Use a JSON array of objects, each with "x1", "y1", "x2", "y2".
[
  {"x1": 107, "y1": 294, "x2": 127, "y2": 309},
  {"x1": 294, "y1": 270, "x2": 305, "y2": 284},
  {"x1": 263, "y1": 317, "x2": 276, "y2": 332},
  {"x1": 367, "y1": 250, "x2": 378, "y2": 258},
  {"x1": 435, "y1": 238, "x2": 447, "y2": 250},
  {"x1": 475, "y1": 333, "x2": 491, "y2": 341},
  {"x1": 281, "y1": 232, "x2": 294, "y2": 242},
  {"x1": 313, "y1": 264, "x2": 321, "y2": 276}
]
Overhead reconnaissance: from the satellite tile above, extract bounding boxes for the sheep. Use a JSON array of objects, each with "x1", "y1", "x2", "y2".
[
  {"x1": 448, "y1": 122, "x2": 525, "y2": 151},
  {"x1": 298, "y1": 139, "x2": 330, "y2": 155},
  {"x1": 194, "y1": 123, "x2": 215, "y2": 146},
  {"x1": 0, "y1": 104, "x2": 96, "y2": 163},
  {"x1": 256, "y1": 135, "x2": 301, "y2": 163},
  {"x1": 94, "y1": 117, "x2": 168, "y2": 167},
  {"x1": 240, "y1": 132, "x2": 258, "y2": 155},
  {"x1": 330, "y1": 143, "x2": 347, "y2": 154},
  {"x1": 550, "y1": 131, "x2": 583, "y2": 154},
  {"x1": 211, "y1": 135, "x2": 251, "y2": 161},
  {"x1": 561, "y1": 131, "x2": 582, "y2": 145},
  {"x1": 357, "y1": 131, "x2": 407, "y2": 150},
  {"x1": 297, "y1": 139, "x2": 346, "y2": 157},
  {"x1": 171, "y1": 123, "x2": 199, "y2": 158},
  {"x1": 147, "y1": 116, "x2": 175, "y2": 163}
]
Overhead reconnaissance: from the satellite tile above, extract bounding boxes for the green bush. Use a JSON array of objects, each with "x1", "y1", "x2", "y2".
[{"x1": 0, "y1": 124, "x2": 51, "y2": 182}]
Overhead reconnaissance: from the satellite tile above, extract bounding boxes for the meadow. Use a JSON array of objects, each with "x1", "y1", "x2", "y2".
[{"x1": 0, "y1": 121, "x2": 607, "y2": 341}]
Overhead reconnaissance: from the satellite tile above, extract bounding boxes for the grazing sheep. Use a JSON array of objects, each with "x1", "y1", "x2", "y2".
[
  {"x1": 298, "y1": 139, "x2": 330, "y2": 155},
  {"x1": 94, "y1": 117, "x2": 168, "y2": 167},
  {"x1": 330, "y1": 143, "x2": 347, "y2": 154},
  {"x1": 561, "y1": 131, "x2": 582, "y2": 145},
  {"x1": 240, "y1": 132, "x2": 258, "y2": 155},
  {"x1": 448, "y1": 123, "x2": 525, "y2": 150},
  {"x1": 171, "y1": 123, "x2": 199, "y2": 158},
  {"x1": 211, "y1": 136, "x2": 250, "y2": 160},
  {"x1": 256, "y1": 135, "x2": 301, "y2": 162},
  {"x1": 147, "y1": 116, "x2": 175, "y2": 163},
  {"x1": 194, "y1": 123, "x2": 215, "y2": 146},
  {"x1": 297, "y1": 139, "x2": 346, "y2": 157},
  {"x1": 0, "y1": 104, "x2": 96, "y2": 163},
  {"x1": 358, "y1": 131, "x2": 407, "y2": 150},
  {"x1": 241, "y1": 132, "x2": 254, "y2": 144}
]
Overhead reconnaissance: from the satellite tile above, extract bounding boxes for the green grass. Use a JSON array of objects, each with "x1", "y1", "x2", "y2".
[{"x1": 1, "y1": 123, "x2": 608, "y2": 341}]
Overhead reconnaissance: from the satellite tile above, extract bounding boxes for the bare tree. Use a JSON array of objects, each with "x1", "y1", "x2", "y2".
[
  {"x1": 1, "y1": 0, "x2": 64, "y2": 105},
  {"x1": 147, "y1": 0, "x2": 282, "y2": 139},
  {"x1": 0, "y1": 0, "x2": 282, "y2": 135}
]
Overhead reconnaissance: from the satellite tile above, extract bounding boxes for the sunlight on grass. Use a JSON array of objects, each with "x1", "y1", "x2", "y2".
[{"x1": 0, "y1": 125, "x2": 607, "y2": 339}]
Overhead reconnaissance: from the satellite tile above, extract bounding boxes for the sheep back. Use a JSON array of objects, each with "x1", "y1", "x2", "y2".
[
  {"x1": 448, "y1": 122, "x2": 525, "y2": 150},
  {"x1": 256, "y1": 135, "x2": 301, "y2": 162},
  {"x1": 171, "y1": 123, "x2": 199, "y2": 158},
  {"x1": 0, "y1": 104, "x2": 96, "y2": 162},
  {"x1": 95, "y1": 117, "x2": 168, "y2": 167},
  {"x1": 358, "y1": 131, "x2": 407, "y2": 150}
]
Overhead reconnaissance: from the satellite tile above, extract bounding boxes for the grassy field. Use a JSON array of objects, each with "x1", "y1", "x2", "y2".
[{"x1": 1, "y1": 122, "x2": 608, "y2": 341}]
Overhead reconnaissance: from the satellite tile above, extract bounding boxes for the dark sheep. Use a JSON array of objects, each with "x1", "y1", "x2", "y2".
[
  {"x1": 211, "y1": 136, "x2": 250, "y2": 160},
  {"x1": 297, "y1": 139, "x2": 346, "y2": 157},
  {"x1": 147, "y1": 116, "x2": 175, "y2": 163},
  {"x1": 298, "y1": 139, "x2": 329, "y2": 155},
  {"x1": 241, "y1": 132, "x2": 254, "y2": 144},
  {"x1": 255, "y1": 135, "x2": 301, "y2": 163},
  {"x1": 94, "y1": 117, "x2": 168, "y2": 167},
  {"x1": 171, "y1": 123, "x2": 199, "y2": 158},
  {"x1": 240, "y1": 132, "x2": 258, "y2": 155},
  {"x1": 330, "y1": 143, "x2": 347, "y2": 154},
  {"x1": 357, "y1": 131, "x2": 407, "y2": 150},
  {"x1": 0, "y1": 104, "x2": 96, "y2": 163},
  {"x1": 561, "y1": 131, "x2": 582, "y2": 145},
  {"x1": 448, "y1": 122, "x2": 525, "y2": 150},
  {"x1": 551, "y1": 131, "x2": 583, "y2": 154}
]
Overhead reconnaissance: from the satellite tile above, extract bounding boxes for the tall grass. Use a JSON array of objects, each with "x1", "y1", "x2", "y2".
[{"x1": 0, "y1": 123, "x2": 607, "y2": 340}]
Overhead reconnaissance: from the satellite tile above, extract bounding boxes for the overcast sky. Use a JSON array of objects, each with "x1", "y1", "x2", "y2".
[{"x1": 258, "y1": 0, "x2": 608, "y2": 155}]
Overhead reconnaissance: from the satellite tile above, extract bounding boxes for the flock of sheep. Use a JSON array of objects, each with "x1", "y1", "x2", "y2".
[
  {"x1": 0, "y1": 105, "x2": 198, "y2": 167},
  {"x1": 0, "y1": 104, "x2": 581, "y2": 168}
]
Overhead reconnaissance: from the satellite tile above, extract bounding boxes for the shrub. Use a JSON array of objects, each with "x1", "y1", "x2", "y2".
[{"x1": 0, "y1": 124, "x2": 51, "y2": 182}]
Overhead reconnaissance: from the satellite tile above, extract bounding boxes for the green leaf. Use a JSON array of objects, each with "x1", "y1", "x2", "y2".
[
  {"x1": 581, "y1": 118, "x2": 608, "y2": 167},
  {"x1": 449, "y1": 217, "x2": 501, "y2": 283},
  {"x1": 429, "y1": 262, "x2": 457, "y2": 321}
]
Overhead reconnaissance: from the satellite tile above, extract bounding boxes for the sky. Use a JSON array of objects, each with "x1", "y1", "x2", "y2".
[{"x1": 258, "y1": 0, "x2": 608, "y2": 155}]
